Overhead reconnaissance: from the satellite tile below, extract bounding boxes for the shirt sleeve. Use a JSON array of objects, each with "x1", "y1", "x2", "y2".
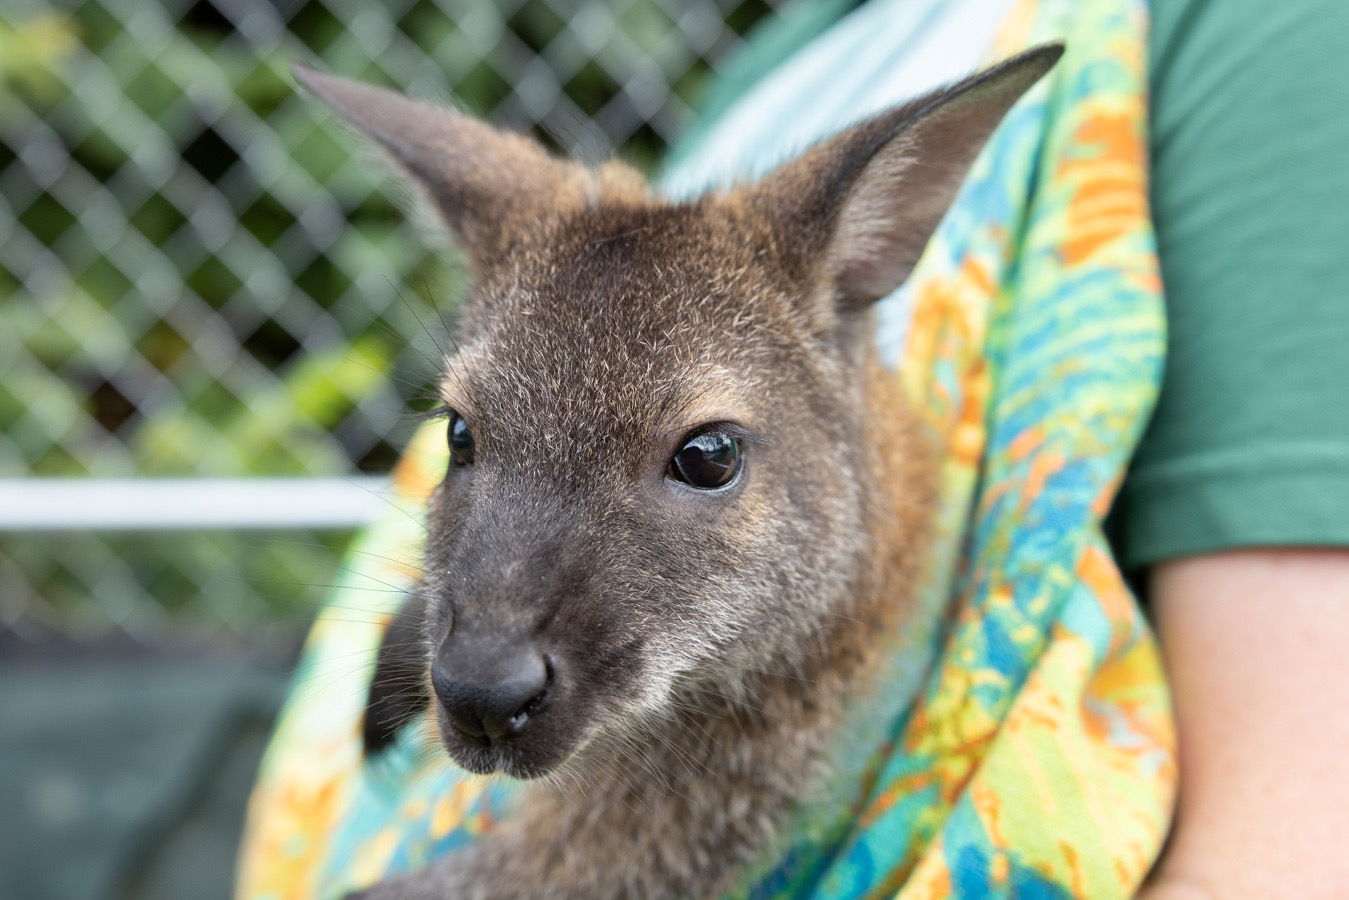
[{"x1": 1109, "y1": 0, "x2": 1349, "y2": 568}]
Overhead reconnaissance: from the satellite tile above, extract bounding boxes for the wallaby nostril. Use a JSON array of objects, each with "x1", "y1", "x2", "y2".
[
  {"x1": 506, "y1": 654, "x2": 555, "y2": 734},
  {"x1": 503, "y1": 656, "x2": 553, "y2": 735},
  {"x1": 431, "y1": 642, "x2": 552, "y2": 744}
]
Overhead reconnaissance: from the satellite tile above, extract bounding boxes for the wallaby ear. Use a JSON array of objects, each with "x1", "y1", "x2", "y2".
[
  {"x1": 752, "y1": 43, "x2": 1063, "y2": 309},
  {"x1": 292, "y1": 63, "x2": 595, "y2": 266}
]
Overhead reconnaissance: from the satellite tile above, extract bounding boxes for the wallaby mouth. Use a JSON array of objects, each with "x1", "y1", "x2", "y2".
[
  {"x1": 430, "y1": 639, "x2": 583, "y2": 778},
  {"x1": 426, "y1": 615, "x2": 659, "y2": 778},
  {"x1": 433, "y1": 694, "x2": 576, "y2": 779}
]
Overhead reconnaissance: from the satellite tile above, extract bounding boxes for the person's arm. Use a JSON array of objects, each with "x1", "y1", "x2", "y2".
[{"x1": 1139, "y1": 549, "x2": 1349, "y2": 899}]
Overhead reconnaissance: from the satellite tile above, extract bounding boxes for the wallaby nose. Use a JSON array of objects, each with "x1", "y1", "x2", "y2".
[{"x1": 431, "y1": 638, "x2": 552, "y2": 743}]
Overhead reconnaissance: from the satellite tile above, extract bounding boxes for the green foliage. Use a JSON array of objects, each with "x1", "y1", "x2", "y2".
[
  {"x1": 0, "y1": 14, "x2": 78, "y2": 105},
  {"x1": 131, "y1": 335, "x2": 394, "y2": 474}
]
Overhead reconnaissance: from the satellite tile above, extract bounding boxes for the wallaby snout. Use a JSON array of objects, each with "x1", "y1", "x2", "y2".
[{"x1": 422, "y1": 500, "x2": 626, "y2": 778}]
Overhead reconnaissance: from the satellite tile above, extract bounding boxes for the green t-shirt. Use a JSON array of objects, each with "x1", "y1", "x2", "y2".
[
  {"x1": 673, "y1": 0, "x2": 1349, "y2": 570},
  {"x1": 1113, "y1": 0, "x2": 1349, "y2": 568}
]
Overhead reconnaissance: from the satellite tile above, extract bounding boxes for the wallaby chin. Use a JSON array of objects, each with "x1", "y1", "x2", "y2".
[{"x1": 297, "y1": 41, "x2": 1063, "y2": 899}]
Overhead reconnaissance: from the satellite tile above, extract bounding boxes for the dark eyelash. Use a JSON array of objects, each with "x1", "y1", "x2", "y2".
[{"x1": 679, "y1": 422, "x2": 768, "y2": 448}]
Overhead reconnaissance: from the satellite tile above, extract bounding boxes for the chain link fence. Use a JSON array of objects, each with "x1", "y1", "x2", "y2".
[{"x1": 0, "y1": 0, "x2": 776, "y2": 643}]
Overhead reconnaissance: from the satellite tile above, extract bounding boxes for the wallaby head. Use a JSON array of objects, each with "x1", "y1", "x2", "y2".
[{"x1": 295, "y1": 44, "x2": 1061, "y2": 784}]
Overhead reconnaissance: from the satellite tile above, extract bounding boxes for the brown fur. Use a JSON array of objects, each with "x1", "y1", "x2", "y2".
[{"x1": 293, "y1": 43, "x2": 1061, "y2": 900}]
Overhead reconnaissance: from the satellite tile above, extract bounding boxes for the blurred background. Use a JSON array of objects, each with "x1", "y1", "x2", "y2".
[{"x1": 0, "y1": 0, "x2": 778, "y2": 895}]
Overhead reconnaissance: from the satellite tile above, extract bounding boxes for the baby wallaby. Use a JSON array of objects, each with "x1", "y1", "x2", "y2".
[{"x1": 295, "y1": 42, "x2": 1061, "y2": 900}]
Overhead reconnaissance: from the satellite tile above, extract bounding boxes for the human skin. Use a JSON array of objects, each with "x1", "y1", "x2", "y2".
[{"x1": 1138, "y1": 549, "x2": 1349, "y2": 899}]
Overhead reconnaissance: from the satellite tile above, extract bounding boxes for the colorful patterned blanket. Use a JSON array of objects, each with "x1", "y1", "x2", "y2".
[{"x1": 238, "y1": 0, "x2": 1176, "y2": 896}]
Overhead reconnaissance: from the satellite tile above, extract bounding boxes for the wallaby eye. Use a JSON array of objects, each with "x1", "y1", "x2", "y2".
[
  {"x1": 448, "y1": 414, "x2": 475, "y2": 466},
  {"x1": 668, "y1": 432, "x2": 741, "y2": 490}
]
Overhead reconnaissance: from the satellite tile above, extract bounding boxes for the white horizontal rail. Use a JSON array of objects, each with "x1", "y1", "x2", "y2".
[{"x1": 0, "y1": 477, "x2": 393, "y2": 531}]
